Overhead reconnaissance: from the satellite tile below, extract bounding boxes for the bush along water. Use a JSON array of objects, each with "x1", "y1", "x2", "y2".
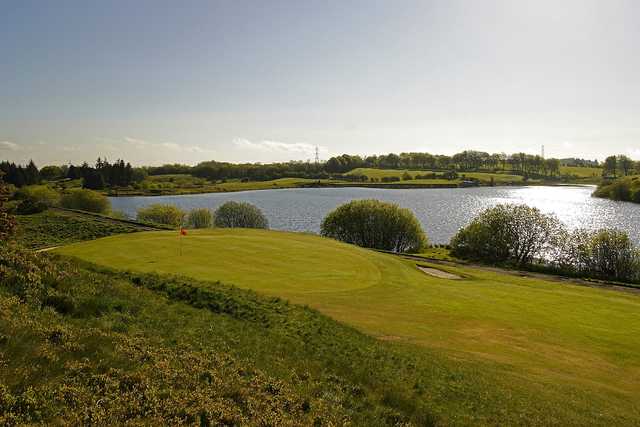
[
  {"x1": 451, "y1": 203, "x2": 640, "y2": 283},
  {"x1": 321, "y1": 199, "x2": 427, "y2": 253},
  {"x1": 213, "y1": 201, "x2": 268, "y2": 229}
]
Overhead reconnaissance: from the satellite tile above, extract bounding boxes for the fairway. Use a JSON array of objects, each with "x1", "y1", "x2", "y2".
[{"x1": 56, "y1": 229, "x2": 640, "y2": 423}]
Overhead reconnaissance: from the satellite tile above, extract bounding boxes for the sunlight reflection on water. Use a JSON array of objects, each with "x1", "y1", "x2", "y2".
[{"x1": 110, "y1": 185, "x2": 639, "y2": 244}]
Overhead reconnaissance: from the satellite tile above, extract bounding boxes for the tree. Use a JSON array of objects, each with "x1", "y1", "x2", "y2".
[
  {"x1": 39, "y1": 165, "x2": 64, "y2": 181},
  {"x1": 82, "y1": 169, "x2": 105, "y2": 190},
  {"x1": 451, "y1": 204, "x2": 562, "y2": 265},
  {"x1": 15, "y1": 185, "x2": 60, "y2": 214},
  {"x1": 213, "y1": 201, "x2": 268, "y2": 229},
  {"x1": 320, "y1": 199, "x2": 427, "y2": 253},
  {"x1": 187, "y1": 208, "x2": 212, "y2": 228},
  {"x1": 24, "y1": 160, "x2": 40, "y2": 185},
  {"x1": 67, "y1": 165, "x2": 80, "y2": 179},
  {"x1": 60, "y1": 189, "x2": 111, "y2": 214},
  {"x1": 137, "y1": 204, "x2": 185, "y2": 227},
  {"x1": 603, "y1": 156, "x2": 618, "y2": 178},
  {"x1": 617, "y1": 155, "x2": 634, "y2": 177},
  {"x1": 568, "y1": 229, "x2": 640, "y2": 281}
]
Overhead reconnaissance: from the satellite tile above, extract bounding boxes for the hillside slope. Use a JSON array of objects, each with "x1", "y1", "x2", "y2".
[{"x1": 55, "y1": 229, "x2": 640, "y2": 424}]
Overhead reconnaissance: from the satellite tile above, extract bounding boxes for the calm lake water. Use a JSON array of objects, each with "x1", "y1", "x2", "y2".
[{"x1": 110, "y1": 186, "x2": 640, "y2": 244}]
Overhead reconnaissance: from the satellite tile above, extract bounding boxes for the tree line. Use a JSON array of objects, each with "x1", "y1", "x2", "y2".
[
  {"x1": 145, "y1": 150, "x2": 570, "y2": 181},
  {"x1": 602, "y1": 155, "x2": 640, "y2": 178},
  {"x1": 0, "y1": 158, "x2": 146, "y2": 189},
  {"x1": 324, "y1": 151, "x2": 564, "y2": 177},
  {"x1": 3, "y1": 150, "x2": 638, "y2": 189}
]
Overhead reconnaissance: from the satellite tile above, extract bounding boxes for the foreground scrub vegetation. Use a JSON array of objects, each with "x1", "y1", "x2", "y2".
[
  {"x1": 1, "y1": 245, "x2": 496, "y2": 426},
  {"x1": 56, "y1": 228, "x2": 640, "y2": 425}
]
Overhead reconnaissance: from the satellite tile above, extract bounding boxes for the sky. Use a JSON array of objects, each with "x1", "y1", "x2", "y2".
[{"x1": 1, "y1": 0, "x2": 639, "y2": 166}]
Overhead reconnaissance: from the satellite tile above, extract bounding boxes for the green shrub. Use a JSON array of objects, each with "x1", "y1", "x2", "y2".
[
  {"x1": 213, "y1": 202, "x2": 268, "y2": 229},
  {"x1": 320, "y1": 199, "x2": 427, "y2": 253},
  {"x1": 609, "y1": 181, "x2": 631, "y2": 201},
  {"x1": 401, "y1": 171, "x2": 413, "y2": 181},
  {"x1": 594, "y1": 177, "x2": 639, "y2": 203},
  {"x1": 137, "y1": 204, "x2": 185, "y2": 227},
  {"x1": 571, "y1": 229, "x2": 640, "y2": 281},
  {"x1": 60, "y1": 189, "x2": 111, "y2": 214},
  {"x1": 187, "y1": 208, "x2": 212, "y2": 228},
  {"x1": 0, "y1": 244, "x2": 68, "y2": 305},
  {"x1": 15, "y1": 185, "x2": 60, "y2": 207},
  {"x1": 451, "y1": 204, "x2": 561, "y2": 265},
  {"x1": 39, "y1": 165, "x2": 65, "y2": 181},
  {"x1": 0, "y1": 177, "x2": 16, "y2": 241},
  {"x1": 16, "y1": 199, "x2": 48, "y2": 215}
]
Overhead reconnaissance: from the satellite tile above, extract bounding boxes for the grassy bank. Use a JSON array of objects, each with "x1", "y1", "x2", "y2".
[
  {"x1": 105, "y1": 176, "x2": 339, "y2": 196},
  {"x1": 349, "y1": 166, "x2": 603, "y2": 185},
  {"x1": 2, "y1": 248, "x2": 444, "y2": 425},
  {"x1": 15, "y1": 208, "x2": 157, "y2": 249},
  {"x1": 346, "y1": 167, "x2": 527, "y2": 185},
  {"x1": 55, "y1": 229, "x2": 640, "y2": 424},
  {"x1": 593, "y1": 175, "x2": 640, "y2": 203}
]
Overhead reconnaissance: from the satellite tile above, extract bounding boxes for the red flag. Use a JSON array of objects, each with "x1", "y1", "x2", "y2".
[{"x1": 180, "y1": 228, "x2": 187, "y2": 236}]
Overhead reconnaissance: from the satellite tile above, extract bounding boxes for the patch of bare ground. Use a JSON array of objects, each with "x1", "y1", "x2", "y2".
[{"x1": 417, "y1": 265, "x2": 462, "y2": 280}]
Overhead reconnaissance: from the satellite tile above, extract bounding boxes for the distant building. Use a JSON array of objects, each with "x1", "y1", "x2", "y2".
[{"x1": 559, "y1": 158, "x2": 600, "y2": 167}]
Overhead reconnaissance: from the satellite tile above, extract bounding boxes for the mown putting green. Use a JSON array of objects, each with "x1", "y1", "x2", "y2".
[{"x1": 56, "y1": 229, "x2": 640, "y2": 423}]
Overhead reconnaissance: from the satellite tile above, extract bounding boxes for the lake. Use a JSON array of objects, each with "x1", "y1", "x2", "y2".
[{"x1": 110, "y1": 185, "x2": 640, "y2": 244}]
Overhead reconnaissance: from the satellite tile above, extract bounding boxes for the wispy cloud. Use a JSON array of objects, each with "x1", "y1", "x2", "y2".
[
  {"x1": 124, "y1": 137, "x2": 211, "y2": 154},
  {"x1": 0, "y1": 141, "x2": 19, "y2": 151},
  {"x1": 233, "y1": 138, "x2": 325, "y2": 155}
]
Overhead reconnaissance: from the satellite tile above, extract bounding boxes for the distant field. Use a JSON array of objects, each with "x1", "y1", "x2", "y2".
[
  {"x1": 110, "y1": 175, "x2": 336, "y2": 196},
  {"x1": 560, "y1": 165, "x2": 603, "y2": 178},
  {"x1": 56, "y1": 229, "x2": 640, "y2": 424},
  {"x1": 347, "y1": 167, "x2": 525, "y2": 184}
]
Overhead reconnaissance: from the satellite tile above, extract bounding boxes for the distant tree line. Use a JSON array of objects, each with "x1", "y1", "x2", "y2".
[
  {"x1": 0, "y1": 158, "x2": 146, "y2": 189},
  {"x1": 67, "y1": 158, "x2": 146, "y2": 189},
  {"x1": 142, "y1": 150, "x2": 569, "y2": 182},
  {"x1": 3, "y1": 150, "x2": 638, "y2": 190},
  {"x1": 602, "y1": 155, "x2": 640, "y2": 178},
  {"x1": 323, "y1": 151, "x2": 563, "y2": 178},
  {"x1": 0, "y1": 160, "x2": 41, "y2": 187}
]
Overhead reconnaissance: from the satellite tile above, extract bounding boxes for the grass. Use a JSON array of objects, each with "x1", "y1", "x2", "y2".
[
  {"x1": 347, "y1": 167, "x2": 526, "y2": 185},
  {"x1": 55, "y1": 228, "x2": 640, "y2": 424},
  {"x1": 14, "y1": 209, "x2": 154, "y2": 249},
  {"x1": 560, "y1": 165, "x2": 603, "y2": 179},
  {"x1": 2, "y1": 246, "x2": 444, "y2": 425}
]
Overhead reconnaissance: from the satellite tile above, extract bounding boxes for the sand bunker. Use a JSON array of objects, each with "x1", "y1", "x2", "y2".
[{"x1": 417, "y1": 265, "x2": 462, "y2": 280}]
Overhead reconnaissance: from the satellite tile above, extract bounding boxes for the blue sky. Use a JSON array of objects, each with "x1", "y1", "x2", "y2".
[{"x1": 1, "y1": 0, "x2": 639, "y2": 165}]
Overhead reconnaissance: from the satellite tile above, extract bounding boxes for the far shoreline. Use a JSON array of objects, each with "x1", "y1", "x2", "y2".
[{"x1": 105, "y1": 180, "x2": 597, "y2": 198}]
